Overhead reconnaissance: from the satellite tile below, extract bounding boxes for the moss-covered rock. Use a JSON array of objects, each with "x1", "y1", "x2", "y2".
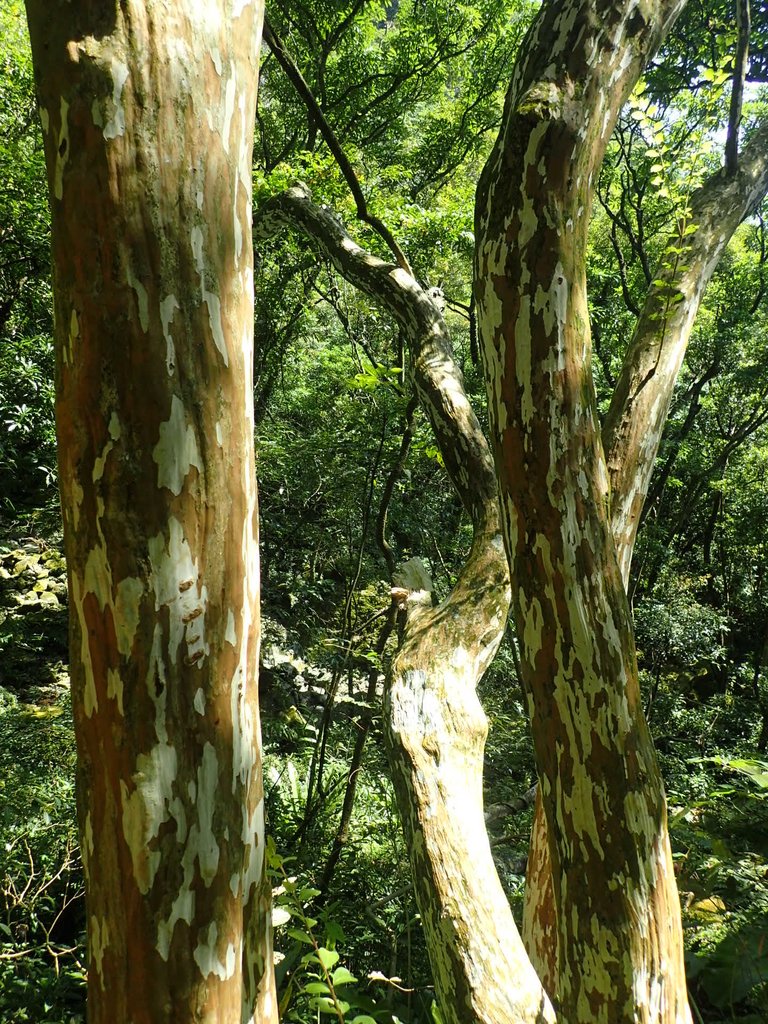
[{"x1": 0, "y1": 543, "x2": 68, "y2": 696}]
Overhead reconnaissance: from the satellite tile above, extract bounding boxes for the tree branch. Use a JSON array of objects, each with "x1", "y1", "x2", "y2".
[
  {"x1": 262, "y1": 16, "x2": 413, "y2": 275},
  {"x1": 604, "y1": 115, "x2": 768, "y2": 583},
  {"x1": 725, "y1": 0, "x2": 751, "y2": 174},
  {"x1": 254, "y1": 184, "x2": 497, "y2": 522}
]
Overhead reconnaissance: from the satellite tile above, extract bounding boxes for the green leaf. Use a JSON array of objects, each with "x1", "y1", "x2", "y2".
[
  {"x1": 317, "y1": 947, "x2": 340, "y2": 970},
  {"x1": 699, "y1": 927, "x2": 768, "y2": 1006},
  {"x1": 287, "y1": 928, "x2": 314, "y2": 945},
  {"x1": 298, "y1": 886, "x2": 322, "y2": 901},
  {"x1": 325, "y1": 920, "x2": 346, "y2": 943},
  {"x1": 331, "y1": 966, "x2": 358, "y2": 985},
  {"x1": 727, "y1": 758, "x2": 768, "y2": 788},
  {"x1": 312, "y1": 997, "x2": 350, "y2": 1015},
  {"x1": 305, "y1": 982, "x2": 332, "y2": 995}
]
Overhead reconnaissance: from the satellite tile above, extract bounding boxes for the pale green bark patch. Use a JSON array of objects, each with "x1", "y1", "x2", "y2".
[
  {"x1": 160, "y1": 294, "x2": 179, "y2": 376},
  {"x1": 89, "y1": 915, "x2": 109, "y2": 990},
  {"x1": 106, "y1": 668, "x2": 124, "y2": 714},
  {"x1": 113, "y1": 576, "x2": 143, "y2": 657},
  {"x1": 66, "y1": 307, "x2": 78, "y2": 366},
  {"x1": 120, "y1": 741, "x2": 179, "y2": 894},
  {"x1": 53, "y1": 96, "x2": 69, "y2": 200},
  {"x1": 190, "y1": 225, "x2": 229, "y2": 365}
]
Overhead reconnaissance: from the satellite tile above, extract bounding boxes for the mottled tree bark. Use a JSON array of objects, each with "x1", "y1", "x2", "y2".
[
  {"x1": 475, "y1": 2, "x2": 692, "y2": 1022},
  {"x1": 24, "y1": 2, "x2": 275, "y2": 1022},
  {"x1": 255, "y1": 185, "x2": 554, "y2": 1024},
  {"x1": 523, "y1": 113, "x2": 768, "y2": 1000}
]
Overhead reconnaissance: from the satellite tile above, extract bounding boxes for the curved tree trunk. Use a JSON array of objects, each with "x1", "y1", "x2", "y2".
[
  {"x1": 25, "y1": 3, "x2": 276, "y2": 1021},
  {"x1": 388, "y1": 526, "x2": 551, "y2": 1024},
  {"x1": 255, "y1": 186, "x2": 554, "y2": 1024},
  {"x1": 475, "y1": 2, "x2": 692, "y2": 1021},
  {"x1": 522, "y1": 112, "x2": 768, "y2": 999}
]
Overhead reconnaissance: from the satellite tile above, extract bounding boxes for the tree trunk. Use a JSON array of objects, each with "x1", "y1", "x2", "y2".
[
  {"x1": 24, "y1": 2, "x2": 275, "y2": 1021},
  {"x1": 255, "y1": 185, "x2": 555, "y2": 1023},
  {"x1": 522, "y1": 109, "x2": 768, "y2": 1001},
  {"x1": 388, "y1": 536, "x2": 552, "y2": 1024},
  {"x1": 475, "y1": 2, "x2": 692, "y2": 1021}
]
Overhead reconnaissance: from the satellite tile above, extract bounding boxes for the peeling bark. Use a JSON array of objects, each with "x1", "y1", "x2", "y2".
[
  {"x1": 475, "y1": 2, "x2": 692, "y2": 1022},
  {"x1": 524, "y1": 113, "x2": 768, "y2": 1000},
  {"x1": 388, "y1": 536, "x2": 553, "y2": 1024},
  {"x1": 255, "y1": 187, "x2": 554, "y2": 1023},
  {"x1": 24, "y1": 2, "x2": 276, "y2": 1021}
]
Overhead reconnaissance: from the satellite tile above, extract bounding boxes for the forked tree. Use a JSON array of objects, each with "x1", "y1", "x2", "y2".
[
  {"x1": 475, "y1": 1, "x2": 705, "y2": 1021},
  {"x1": 23, "y1": 2, "x2": 276, "y2": 1021},
  {"x1": 264, "y1": 4, "x2": 768, "y2": 1019},
  {"x1": 255, "y1": 185, "x2": 550, "y2": 1022},
  {"x1": 23, "y1": 0, "x2": 768, "y2": 1021}
]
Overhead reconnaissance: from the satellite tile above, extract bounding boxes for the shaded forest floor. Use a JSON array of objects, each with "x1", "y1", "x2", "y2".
[{"x1": 0, "y1": 524, "x2": 766, "y2": 1023}]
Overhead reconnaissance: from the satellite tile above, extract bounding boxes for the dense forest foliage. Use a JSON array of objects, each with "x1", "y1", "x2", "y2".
[{"x1": 1, "y1": 0, "x2": 768, "y2": 1021}]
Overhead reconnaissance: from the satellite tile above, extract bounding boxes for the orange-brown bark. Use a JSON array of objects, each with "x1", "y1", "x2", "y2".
[{"x1": 24, "y1": 2, "x2": 275, "y2": 1021}]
